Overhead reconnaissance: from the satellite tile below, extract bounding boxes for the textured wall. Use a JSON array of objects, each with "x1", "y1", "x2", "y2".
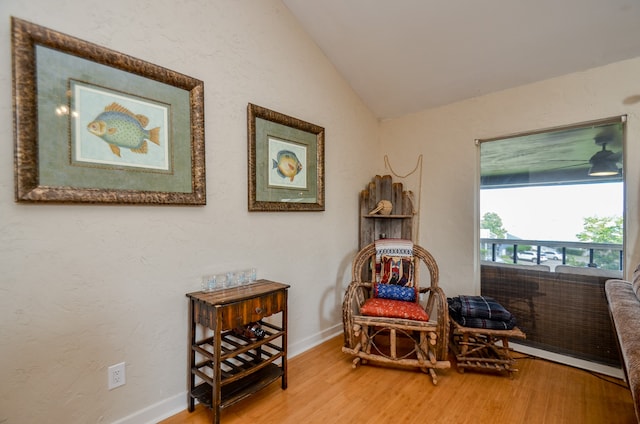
[
  {"x1": 0, "y1": 1, "x2": 379, "y2": 422},
  {"x1": 4, "y1": 0, "x2": 640, "y2": 422}
]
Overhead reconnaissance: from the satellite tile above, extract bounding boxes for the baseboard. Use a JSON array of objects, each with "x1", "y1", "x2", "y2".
[
  {"x1": 288, "y1": 323, "x2": 343, "y2": 358},
  {"x1": 510, "y1": 341, "x2": 625, "y2": 379},
  {"x1": 116, "y1": 324, "x2": 344, "y2": 424},
  {"x1": 111, "y1": 391, "x2": 187, "y2": 424}
]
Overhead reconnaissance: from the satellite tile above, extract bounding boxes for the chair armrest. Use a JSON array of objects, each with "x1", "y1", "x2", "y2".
[
  {"x1": 421, "y1": 285, "x2": 450, "y2": 360},
  {"x1": 342, "y1": 281, "x2": 372, "y2": 348}
]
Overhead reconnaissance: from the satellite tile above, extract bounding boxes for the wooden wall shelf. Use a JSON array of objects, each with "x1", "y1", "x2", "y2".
[
  {"x1": 362, "y1": 214, "x2": 412, "y2": 219},
  {"x1": 359, "y1": 175, "x2": 415, "y2": 249}
]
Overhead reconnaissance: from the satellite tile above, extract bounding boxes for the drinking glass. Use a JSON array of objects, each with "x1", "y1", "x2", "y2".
[
  {"x1": 225, "y1": 272, "x2": 236, "y2": 288},
  {"x1": 201, "y1": 274, "x2": 217, "y2": 292}
]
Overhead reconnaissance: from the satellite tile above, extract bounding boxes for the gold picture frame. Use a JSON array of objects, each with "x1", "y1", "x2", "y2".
[
  {"x1": 11, "y1": 17, "x2": 206, "y2": 204},
  {"x1": 247, "y1": 103, "x2": 325, "y2": 211}
]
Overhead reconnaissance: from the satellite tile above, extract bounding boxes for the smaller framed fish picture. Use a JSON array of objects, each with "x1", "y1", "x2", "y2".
[
  {"x1": 11, "y1": 18, "x2": 205, "y2": 204},
  {"x1": 248, "y1": 103, "x2": 324, "y2": 211}
]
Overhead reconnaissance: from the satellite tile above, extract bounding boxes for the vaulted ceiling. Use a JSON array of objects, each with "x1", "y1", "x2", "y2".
[
  {"x1": 283, "y1": 0, "x2": 640, "y2": 120},
  {"x1": 282, "y1": 1, "x2": 638, "y2": 186}
]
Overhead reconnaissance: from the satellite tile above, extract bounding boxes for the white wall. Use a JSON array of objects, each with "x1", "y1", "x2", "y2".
[
  {"x1": 0, "y1": 1, "x2": 379, "y2": 422},
  {"x1": 380, "y1": 57, "x2": 640, "y2": 297}
]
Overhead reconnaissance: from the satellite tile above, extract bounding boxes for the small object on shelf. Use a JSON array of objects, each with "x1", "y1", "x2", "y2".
[
  {"x1": 201, "y1": 268, "x2": 259, "y2": 292},
  {"x1": 226, "y1": 271, "x2": 236, "y2": 287},
  {"x1": 234, "y1": 322, "x2": 266, "y2": 340},
  {"x1": 245, "y1": 267, "x2": 258, "y2": 282},
  {"x1": 202, "y1": 274, "x2": 218, "y2": 292},
  {"x1": 368, "y1": 199, "x2": 393, "y2": 215}
]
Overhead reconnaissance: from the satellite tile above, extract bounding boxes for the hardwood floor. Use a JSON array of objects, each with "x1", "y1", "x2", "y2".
[{"x1": 161, "y1": 335, "x2": 636, "y2": 424}]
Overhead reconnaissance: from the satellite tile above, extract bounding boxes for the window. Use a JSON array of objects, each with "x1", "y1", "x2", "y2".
[
  {"x1": 479, "y1": 116, "x2": 624, "y2": 269},
  {"x1": 477, "y1": 116, "x2": 625, "y2": 372}
]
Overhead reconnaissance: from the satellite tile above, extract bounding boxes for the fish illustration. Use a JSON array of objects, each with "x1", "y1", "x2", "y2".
[
  {"x1": 87, "y1": 102, "x2": 160, "y2": 157},
  {"x1": 272, "y1": 150, "x2": 302, "y2": 182}
]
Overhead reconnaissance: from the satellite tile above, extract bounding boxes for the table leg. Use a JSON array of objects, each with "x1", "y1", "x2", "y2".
[{"x1": 188, "y1": 299, "x2": 196, "y2": 412}]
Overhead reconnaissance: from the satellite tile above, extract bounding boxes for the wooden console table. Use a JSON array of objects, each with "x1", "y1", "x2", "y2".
[{"x1": 186, "y1": 280, "x2": 289, "y2": 424}]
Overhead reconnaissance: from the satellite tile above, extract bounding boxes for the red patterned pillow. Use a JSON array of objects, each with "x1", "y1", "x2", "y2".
[{"x1": 360, "y1": 298, "x2": 429, "y2": 321}]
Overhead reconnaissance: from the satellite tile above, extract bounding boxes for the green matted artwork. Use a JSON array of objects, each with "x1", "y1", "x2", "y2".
[
  {"x1": 11, "y1": 17, "x2": 205, "y2": 204},
  {"x1": 247, "y1": 103, "x2": 324, "y2": 211}
]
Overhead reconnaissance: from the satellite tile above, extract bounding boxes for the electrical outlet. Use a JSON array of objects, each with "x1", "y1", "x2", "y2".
[{"x1": 108, "y1": 362, "x2": 126, "y2": 390}]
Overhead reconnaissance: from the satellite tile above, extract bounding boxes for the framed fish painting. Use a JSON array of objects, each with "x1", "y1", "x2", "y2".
[
  {"x1": 11, "y1": 17, "x2": 205, "y2": 204},
  {"x1": 247, "y1": 103, "x2": 325, "y2": 212}
]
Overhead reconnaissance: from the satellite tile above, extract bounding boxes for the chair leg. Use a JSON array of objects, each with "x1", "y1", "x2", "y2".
[
  {"x1": 429, "y1": 368, "x2": 438, "y2": 385},
  {"x1": 362, "y1": 324, "x2": 371, "y2": 364},
  {"x1": 418, "y1": 333, "x2": 428, "y2": 364},
  {"x1": 390, "y1": 329, "x2": 397, "y2": 359}
]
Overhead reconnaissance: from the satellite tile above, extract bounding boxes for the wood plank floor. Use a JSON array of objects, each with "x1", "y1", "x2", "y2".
[{"x1": 161, "y1": 335, "x2": 636, "y2": 424}]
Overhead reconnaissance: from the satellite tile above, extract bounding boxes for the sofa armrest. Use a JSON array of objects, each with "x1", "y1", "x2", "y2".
[{"x1": 605, "y1": 279, "x2": 640, "y2": 420}]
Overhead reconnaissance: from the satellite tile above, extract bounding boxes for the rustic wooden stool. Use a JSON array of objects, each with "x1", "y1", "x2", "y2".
[{"x1": 449, "y1": 319, "x2": 526, "y2": 376}]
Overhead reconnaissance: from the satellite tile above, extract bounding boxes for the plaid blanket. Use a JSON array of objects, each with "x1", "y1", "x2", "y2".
[
  {"x1": 450, "y1": 315, "x2": 517, "y2": 330},
  {"x1": 448, "y1": 296, "x2": 517, "y2": 330},
  {"x1": 449, "y1": 295, "x2": 513, "y2": 321}
]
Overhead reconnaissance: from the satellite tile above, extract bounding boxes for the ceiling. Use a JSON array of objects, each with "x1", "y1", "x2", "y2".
[
  {"x1": 282, "y1": 1, "x2": 636, "y2": 187},
  {"x1": 282, "y1": 0, "x2": 640, "y2": 120}
]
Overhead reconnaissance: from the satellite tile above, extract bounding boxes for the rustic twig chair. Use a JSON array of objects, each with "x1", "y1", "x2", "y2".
[{"x1": 342, "y1": 240, "x2": 450, "y2": 384}]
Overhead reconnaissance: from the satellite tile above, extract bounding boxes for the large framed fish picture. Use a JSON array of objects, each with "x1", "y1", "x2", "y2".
[
  {"x1": 11, "y1": 18, "x2": 205, "y2": 204},
  {"x1": 247, "y1": 104, "x2": 324, "y2": 211}
]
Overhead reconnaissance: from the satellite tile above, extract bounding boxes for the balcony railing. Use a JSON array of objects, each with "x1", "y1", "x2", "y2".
[
  {"x1": 480, "y1": 238, "x2": 624, "y2": 368},
  {"x1": 480, "y1": 238, "x2": 623, "y2": 271}
]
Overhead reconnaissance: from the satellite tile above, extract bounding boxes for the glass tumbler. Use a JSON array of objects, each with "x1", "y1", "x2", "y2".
[{"x1": 201, "y1": 275, "x2": 217, "y2": 292}]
